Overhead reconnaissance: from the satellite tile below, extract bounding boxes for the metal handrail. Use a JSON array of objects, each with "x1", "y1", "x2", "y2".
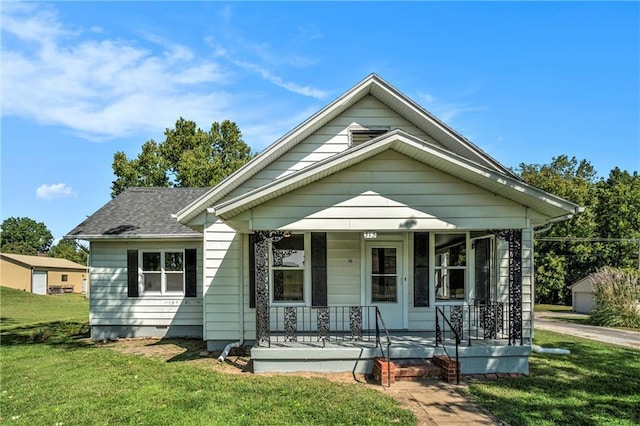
[
  {"x1": 435, "y1": 306, "x2": 461, "y2": 385},
  {"x1": 375, "y1": 307, "x2": 392, "y2": 387}
]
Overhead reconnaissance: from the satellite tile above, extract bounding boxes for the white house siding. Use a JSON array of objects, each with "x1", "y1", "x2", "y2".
[
  {"x1": 203, "y1": 219, "x2": 242, "y2": 343},
  {"x1": 89, "y1": 240, "x2": 203, "y2": 340},
  {"x1": 247, "y1": 150, "x2": 528, "y2": 232},
  {"x1": 222, "y1": 96, "x2": 444, "y2": 202},
  {"x1": 326, "y1": 232, "x2": 361, "y2": 306}
]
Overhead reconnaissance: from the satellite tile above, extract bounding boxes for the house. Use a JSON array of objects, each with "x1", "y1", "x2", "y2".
[
  {"x1": 0, "y1": 253, "x2": 88, "y2": 295},
  {"x1": 571, "y1": 274, "x2": 596, "y2": 313},
  {"x1": 66, "y1": 74, "x2": 581, "y2": 377}
]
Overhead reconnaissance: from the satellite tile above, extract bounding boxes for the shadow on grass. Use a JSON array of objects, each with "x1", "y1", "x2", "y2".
[
  {"x1": 0, "y1": 320, "x2": 91, "y2": 349},
  {"x1": 468, "y1": 333, "x2": 640, "y2": 425}
]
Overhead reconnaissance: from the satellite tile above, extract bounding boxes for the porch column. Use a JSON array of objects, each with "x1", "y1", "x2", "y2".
[
  {"x1": 254, "y1": 231, "x2": 287, "y2": 347},
  {"x1": 495, "y1": 229, "x2": 523, "y2": 345}
]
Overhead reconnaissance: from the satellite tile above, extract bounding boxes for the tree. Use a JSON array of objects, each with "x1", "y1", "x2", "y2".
[
  {"x1": 595, "y1": 168, "x2": 640, "y2": 269},
  {"x1": 111, "y1": 118, "x2": 254, "y2": 196},
  {"x1": 517, "y1": 155, "x2": 599, "y2": 304},
  {"x1": 49, "y1": 239, "x2": 88, "y2": 265},
  {"x1": 0, "y1": 217, "x2": 54, "y2": 255}
]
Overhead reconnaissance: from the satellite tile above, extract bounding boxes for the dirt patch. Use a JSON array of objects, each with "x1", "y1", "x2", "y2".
[{"x1": 95, "y1": 337, "x2": 469, "y2": 424}]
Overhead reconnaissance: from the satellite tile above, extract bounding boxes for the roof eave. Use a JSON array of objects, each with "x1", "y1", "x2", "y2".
[
  {"x1": 213, "y1": 130, "x2": 579, "y2": 222},
  {"x1": 63, "y1": 233, "x2": 203, "y2": 241}
]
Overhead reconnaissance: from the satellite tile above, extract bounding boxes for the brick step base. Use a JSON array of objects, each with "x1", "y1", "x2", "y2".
[
  {"x1": 373, "y1": 356, "x2": 460, "y2": 386},
  {"x1": 394, "y1": 359, "x2": 442, "y2": 381}
]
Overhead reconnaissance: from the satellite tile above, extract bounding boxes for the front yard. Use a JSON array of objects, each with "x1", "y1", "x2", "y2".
[
  {"x1": 2, "y1": 287, "x2": 639, "y2": 425},
  {"x1": 0, "y1": 287, "x2": 414, "y2": 425}
]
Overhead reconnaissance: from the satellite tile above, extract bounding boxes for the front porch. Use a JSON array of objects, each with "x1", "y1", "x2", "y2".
[
  {"x1": 252, "y1": 331, "x2": 531, "y2": 376},
  {"x1": 251, "y1": 303, "x2": 531, "y2": 377}
]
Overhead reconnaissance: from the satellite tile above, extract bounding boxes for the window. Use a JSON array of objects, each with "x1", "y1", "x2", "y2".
[
  {"x1": 271, "y1": 234, "x2": 305, "y2": 303},
  {"x1": 141, "y1": 251, "x2": 184, "y2": 294},
  {"x1": 435, "y1": 233, "x2": 467, "y2": 301},
  {"x1": 349, "y1": 126, "x2": 389, "y2": 147},
  {"x1": 61, "y1": 274, "x2": 68, "y2": 282},
  {"x1": 473, "y1": 236, "x2": 495, "y2": 303}
]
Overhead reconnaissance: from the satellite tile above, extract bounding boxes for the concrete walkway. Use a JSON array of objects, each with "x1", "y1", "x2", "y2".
[
  {"x1": 534, "y1": 312, "x2": 640, "y2": 350},
  {"x1": 377, "y1": 379, "x2": 501, "y2": 425}
]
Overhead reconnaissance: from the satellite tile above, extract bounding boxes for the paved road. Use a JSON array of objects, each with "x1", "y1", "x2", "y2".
[{"x1": 534, "y1": 312, "x2": 640, "y2": 350}]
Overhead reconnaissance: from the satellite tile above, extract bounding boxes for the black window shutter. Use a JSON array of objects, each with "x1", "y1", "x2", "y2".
[
  {"x1": 127, "y1": 250, "x2": 139, "y2": 297},
  {"x1": 414, "y1": 233, "x2": 429, "y2": 307},
  {"x1": 185, "y1": 248, "x2": 197, "y2": 297},
  {"x1": 249, "y1": 234, "x2": 256, "y2": 308},
  {"x1": 311, "y1": 232, "x2": 327, "y2": 307}
]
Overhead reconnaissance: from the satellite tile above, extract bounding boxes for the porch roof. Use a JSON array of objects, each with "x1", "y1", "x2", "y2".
[{"x1": 212, "y1": 130, "x2": 581, "y2": 227}]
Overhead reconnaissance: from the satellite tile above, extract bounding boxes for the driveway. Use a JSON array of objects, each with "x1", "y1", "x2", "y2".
[{"x1": 534, "y1": 312, "x2": 640, "y2": 350}]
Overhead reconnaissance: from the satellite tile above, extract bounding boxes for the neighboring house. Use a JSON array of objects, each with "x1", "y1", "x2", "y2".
[
  {"x1": 66, "y1": 74, "x2": 581, "y2": 376},
  {"x1": 571, "y1": 274, "x2": 596, "y2": 313},
  {"x1": 0, "y1": 253, "x2": 88, "y2": 295}
]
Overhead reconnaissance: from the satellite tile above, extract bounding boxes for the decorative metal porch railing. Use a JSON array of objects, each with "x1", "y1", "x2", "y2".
[
  {"x1": 266, "y1": 305, "x2": 384, "y2": 346},
  {"x1": 434, "y1": 299, "x2": 523, "y2": 346}
]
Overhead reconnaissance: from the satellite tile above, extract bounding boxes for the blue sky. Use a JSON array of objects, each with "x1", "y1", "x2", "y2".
[{"x1": 1, "y1": 1, "x2": 639, "y2": 241}]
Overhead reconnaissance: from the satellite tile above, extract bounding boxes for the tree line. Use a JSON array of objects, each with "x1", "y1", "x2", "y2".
[
  {"x1": 518, "y1": 155, "x2": 639, "y2": 304},
  {"x1": 2, "y1": 117, "x2": 637, "y2": 305}
]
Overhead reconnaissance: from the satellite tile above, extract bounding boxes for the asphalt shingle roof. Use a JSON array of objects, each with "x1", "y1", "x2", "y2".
[{"x1": 65, "y1": 187, "x2": 209, "y2": 239}]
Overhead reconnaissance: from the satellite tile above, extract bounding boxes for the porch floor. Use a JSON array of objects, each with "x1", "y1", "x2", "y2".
[{"x1": 251, "y1": 332, "x2": 531, "y2": 375}]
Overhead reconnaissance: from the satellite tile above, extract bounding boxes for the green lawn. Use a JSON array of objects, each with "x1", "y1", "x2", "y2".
[
  {"x1": 467, "y1": 329, "x2": 640, "y2": 425},
  {"x1": 534, "y1": 304, "x2": 573, "y2": 312},
  {"x1": 0, "y1": 287, "x2": 415, "y2": 425}
]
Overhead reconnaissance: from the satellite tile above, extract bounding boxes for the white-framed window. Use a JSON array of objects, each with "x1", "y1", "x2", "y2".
[
  {"x1": 434, "y1": 233, "x2": 467, "y2": 302},
  {"x1": 270, "y1": 234, "x2": 306, "y2": 303},
  {"x1": 141, "y1": 250, "x2": 185, "y2": 294}
]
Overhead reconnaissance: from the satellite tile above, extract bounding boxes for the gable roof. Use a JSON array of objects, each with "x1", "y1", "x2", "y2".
[
  {"x1": 65, "y1": 187, "x2": 209, "y2": 240},
  {"x1": 1, "y1": 253, "x2": 87, "y2": 270},
  {"x1": 213, "y1": 130, "x2": 581, "y2": 224},
  {"x1": 176, "y1": 74, "x2": 516, "y2": 224}
]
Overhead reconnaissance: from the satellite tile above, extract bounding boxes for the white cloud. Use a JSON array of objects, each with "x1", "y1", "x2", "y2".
[
  {"x1": 234, "y1": 61, "x2": 328, "y2": 99},
  {"x1": 0, "y1": 3, "x2": 329, "y2": 148},
  {"x1": 1, "y1": 3, "x2": 230, "y2": 140},
  {"x1": 36, "y1": 183, "x2": 75, "y2": 200}
]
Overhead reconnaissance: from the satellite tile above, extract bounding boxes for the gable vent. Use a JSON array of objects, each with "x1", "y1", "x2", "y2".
[{"x1": 349, "y1": 126, "x2": 389, "y2": 147}]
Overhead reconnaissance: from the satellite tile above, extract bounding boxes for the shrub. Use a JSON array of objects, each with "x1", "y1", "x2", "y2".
[{"x1": 590, "y1": 267, "x2": 640, "y2": 328}]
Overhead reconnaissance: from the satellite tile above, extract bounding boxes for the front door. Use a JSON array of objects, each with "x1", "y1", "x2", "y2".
[{"x1": 366, "y1": 242, "x2": 404, "y2": 329}]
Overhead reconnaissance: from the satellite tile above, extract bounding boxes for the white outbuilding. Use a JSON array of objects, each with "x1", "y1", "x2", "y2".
[{"x1": 571, "y1": 275, "x2": 596, "y2": 314}]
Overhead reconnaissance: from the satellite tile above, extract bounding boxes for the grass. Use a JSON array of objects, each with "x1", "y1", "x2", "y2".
[
  {"x1": 534, "y1": 304, "x2": 573, "y2": 312},
  {"x1": 467, "y1": 329, "x2": 640, "y2": 425},
  {"x1": 0, "y1": 287, "x2": 415, "y2": 425}
]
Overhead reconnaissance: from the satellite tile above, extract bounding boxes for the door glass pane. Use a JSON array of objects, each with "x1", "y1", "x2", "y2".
[
  {"x1": 372, "y1": 276, "x2": 397, "y2": 302},
  {"x1": 371, "y1": 248, "x2": 396, "y2": 274},
  {"x1": 474, "y1": 238, "x2": 491, "y2": 302},
  {"x1": 371, "y1": 247, "x2": 397, "y2": 302}
]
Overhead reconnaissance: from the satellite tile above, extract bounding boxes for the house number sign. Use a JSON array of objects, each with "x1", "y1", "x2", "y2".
[{"x1": 363, "y1": 231, "x2": 377, "y2": 239}]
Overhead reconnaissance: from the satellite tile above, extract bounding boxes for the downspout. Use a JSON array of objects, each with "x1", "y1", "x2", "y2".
[{"x1": 218, "y1": 219, "x2": 245, "y2": 363}]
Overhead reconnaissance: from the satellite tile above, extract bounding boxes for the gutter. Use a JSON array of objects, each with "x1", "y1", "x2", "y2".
[{"x1": 534, "y1": 206, "x2": 585, "y2": 235}]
